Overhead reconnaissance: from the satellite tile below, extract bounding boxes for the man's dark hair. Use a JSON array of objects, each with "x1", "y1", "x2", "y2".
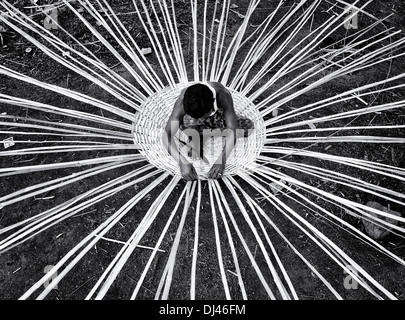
[{"x1": 183, "y1": 84, "x2": 214, "y2": 118}]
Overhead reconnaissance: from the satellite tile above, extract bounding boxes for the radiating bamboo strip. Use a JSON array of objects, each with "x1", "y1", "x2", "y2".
[
  {"x1": 0, "y1": 154, "x2": 140, "y2": 175},
  {"x1": 0, "y1": 2, "x2": 147, "y2": 106},
  {"x1": 0, "y1": 145, "x2": 138, "y2": 158},
  {"x1": 222, "y1": 178, "x2": 291, "y2": 299},
  {"x1": 131, "y1": 0, "x2": 177, "y2": 87},
  {"x1": 0, "y1": 114, "x2": 132, "y2": 139},
  {"x1": 237, "y1": 172, "x2": 396, "y2": 299},
  {"x1": 240, "y1": 185, "x2": 343, "y2": 299},
  {"x1": 208, "y1": 180, "x2": 231, "y2": 299},
  {"x1": 211, "y1": 181, "x2": 247, "y2": 299},
  {"x1": 0, "y1": 164, "x2": 158, "y2": 252},
  {"x1": 160, "y1": 182, "x2": 196, "y2": 299},
  {"x1": 190, "y1": 179, "x2": 201, "y2": 299},
  {"x1": 0, "y1": 159, "x2": 142, "y2": 210},
  {"x1": 129, "y1": 178, "x2": 188, "y2": 300},
  {"x1": 261, "y1": 147, "x2": 405, "y2": 182},
  {"x1": 0, "y1": 94, "x2": 132, "y2": 131},
  {"x1": 218, "y1": 177, "x2": 276, "y2": 300},
  {"x1": 264, "y1": 73, "x2": 405, "y2": 128},
  {"x1": 257, "y1": 155, "x2": 405, "y2": 205},
  {"x1": 249, "y1": 162, "x2": 405, "y2": 264},
  {"x1": 19, "y1": 171, "x2": 169, "y2": 300},
  {"x1": 92, "y1": 175, "x2": 180, "y2": 299},
  {"x1": 227, "y1": 176, "x2": 298, "y2": 299},
  {"x1": 0, "y1": 65, "x2": 135, "y2": 121}
]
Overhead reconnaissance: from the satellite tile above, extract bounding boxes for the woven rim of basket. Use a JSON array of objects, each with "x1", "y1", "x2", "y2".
[{"x1": 132, "y1": 83, "x2": 265, "y2": 179}]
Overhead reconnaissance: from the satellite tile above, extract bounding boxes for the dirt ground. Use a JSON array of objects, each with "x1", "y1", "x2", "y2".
[{"x1": 0, "y1": 0, "x2": 404, "y2": 300}]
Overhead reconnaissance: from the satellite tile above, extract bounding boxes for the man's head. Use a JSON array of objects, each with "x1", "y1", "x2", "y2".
[{"x1": 183, "y1": 84, "x2": 215, "y2": 119}]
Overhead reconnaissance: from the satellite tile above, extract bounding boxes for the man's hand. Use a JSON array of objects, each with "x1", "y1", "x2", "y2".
[
  {"x1": 180, "y1": 162, "x2": 198, "y2": 181},
  {"x1": 208, "y1": 163, "x2": 225, "y2": 180}
]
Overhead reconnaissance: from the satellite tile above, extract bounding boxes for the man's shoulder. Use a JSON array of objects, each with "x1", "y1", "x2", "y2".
[
  {"x1": 172, "y1": 91, "x2": 186, "y2": 117},
  {"x1": 207, "y1": 81, "x2": 225, "y2": 91},
  {"x1": 207, "y1": 82, "x2": 231, "y2": 99}
]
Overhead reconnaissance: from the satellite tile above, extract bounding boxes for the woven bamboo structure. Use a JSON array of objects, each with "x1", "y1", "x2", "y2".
[{"x1": 132, "y1": 83, "x2": 266, "y2": 178}]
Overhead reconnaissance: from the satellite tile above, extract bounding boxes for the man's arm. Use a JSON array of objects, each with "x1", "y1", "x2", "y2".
[
  {"x1": 162, "y1": 94, "x2": 198, "y2": 181},
  {"x1": 208, "y1": 88, "x2": 238, "y2": 179}
]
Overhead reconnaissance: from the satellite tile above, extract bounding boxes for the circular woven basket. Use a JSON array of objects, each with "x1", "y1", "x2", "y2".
[{"x1": 132, "y1": 83, "x2": 265, "y2": 179}]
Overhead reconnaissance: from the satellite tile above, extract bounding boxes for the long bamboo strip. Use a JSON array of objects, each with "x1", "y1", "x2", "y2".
[
  {"x1": 247, "y1": 0, "x2": 365, "y2": 99},
  {"x1": 261, "y1": 147, "x2": 405, "y2": 181},
  {"x1": 0, "y1": 65, "x2": 135, "y2": 121},
  {"x1": 260, "y1": 44, "x2": 405, "y2": 121},
  {"x1": 6, "y1": 0, "x2": 153, "y2": 98},
  {"x1": 0, "y1": 159, "x2": 142, "y2": 210},
  {"x1": 217, "y1": 178, "x2": 276, "y2": 299},
  {"x1": 209, "y1": 0, "x2": 231, "y2": 81},
  {"x1": 19, "y1": 171, "x2": 169, "y2": 300},
  {"x1": 0, "y1": 154, "x2": 140, "y2": 175},
  {"x1": 232, "y1": 0, "x2": 319, "y2": 91},
  {"x1": 257, "y1": 155, "x2": 405, "y2": 204},
  {"x1": 155, "y1": 0, "x2": 188, "y2": 82},
  {"x1": 266, "y1": 125, "x2": 405, "y2": 138},
  {"x1": 131, "y1": 0, "x2": 176, "y2": 87},
  {"x1": 0, "y1": 114, "x2": 132, "y2": 139},
  {"x1": 249, "y1": 162, "x2": 405, "y2": 264},
  {"x1": 256, "y1": 160, "x2": 405, "y2": 233},
  {"x1": 264, "y1": 73, "x2": 405, "y2": 128},
  {"x1": 0, "y1": 145, "x2": 138, "y2": 159},
  {"x1": 88, "y1": 0, "x2": 165, "y2": 91},
  {"x1": 0, "y1": 94, "x2": 132, "y2": 131},
  {"x1": 227, "y1": 176, "x2": 298, "y2": 299},
  {"x1": 0, "y1": 164, "x2": 158, "y2": 251},
  {"x1": 203, "y1": 0, "x2": 218, "y2": 81},
  {"x1": 265, "y1": 136, "x2": 405, "y2": 144},
  {"x1": 222, "y1": 178, "x2": 291, "y2": 299},
  {"x1": 0, "y1": 121, "x2": 132, "y2": 140},
  {"x1": 237, "y1": 173, "x2": 394, "y2": 299},
  {"x1": 160, "y1": 182, "x2": 196, "y2": 299},
  {"x1": 211, "y1": 181, "x2": 247, "y2": 299},
  {"x1": 61, "y1": 0, "x2": 155, "y2": 98},
  {"x1": 190, "y1": 179, "x2": 201, "y2": 299},
  {"x1": 0, "y1": 2, "x2": 147, "y2": 106},
  {"x1": 237, "y1": 182, "x2": 343, "y2": 299},
  {"x1": 129, "y1": 179, "x2": 188, "y2": 300},
  {"x1": 92, "y1": 175, "x2": 181, "y2": 299},
  {"x1": 144, "y1": 0, "x2": 183, "y2": 83},
  {"x1": 0, "y1": 131, "x2": 133, "y2": 143},
  {"x1": 208, "y1": 180, "x2": 231, "y2": 299}
]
